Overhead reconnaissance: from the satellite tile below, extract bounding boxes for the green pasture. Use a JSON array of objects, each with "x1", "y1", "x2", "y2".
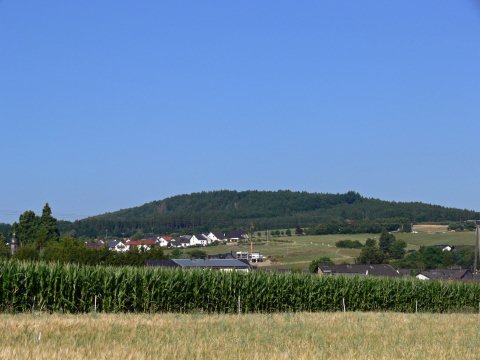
[
  {"x1": 394, "y1": 231, "x2": 475, "y2": 247},
  {"x1": 164, "y1": 231, "x2": 477, "y2": 270}
]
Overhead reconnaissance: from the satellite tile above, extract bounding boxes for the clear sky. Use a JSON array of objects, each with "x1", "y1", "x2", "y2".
[{"x1": 1, "y1": 1, "x2": 480, "y2": 223}]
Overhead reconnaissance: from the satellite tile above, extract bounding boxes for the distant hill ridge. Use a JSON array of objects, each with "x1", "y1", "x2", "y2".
[{"x1": 58, "y1": 190, "x2": 479, "y2": 237}]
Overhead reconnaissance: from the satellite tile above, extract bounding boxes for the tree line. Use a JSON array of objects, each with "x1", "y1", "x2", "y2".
[
  {"x1": 10, "y1": 203, "x2": 60, "y2": 249},
  {"x1": 55, "y1": 190, "x2": 479, "y2": 238},
  {"x1": 11, "y1": 237, "x2": 166, "y2": 266}
]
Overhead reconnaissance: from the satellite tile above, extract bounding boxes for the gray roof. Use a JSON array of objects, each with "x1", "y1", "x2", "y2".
[
  {"x1": 173, "y1": 237, "x2": 191, "y2": 244},
  {"x1": 108, "y1": 240, "x2": 120, "y2": 247},
  {"x1": 212, "y1": 232, "x2": 227, "y2": 240},
  {"x1": 226, "y1": 230, "x2": 247, "y2": 239},
  {"x1": 208, "y1": 252, "x2": 236, "y2": 260},
  {"x1": 419, "y1": 269, "x2": 471, "y2": 280},
  {"x1": 145, "y1": 259, "x2": 180, "y2": 268},
  {"x1": 318, "y1": 264, "x2": 400, "y2": 277},
  {"x1": 172, "y1": 259, "x2": 250, "y2": 269}
]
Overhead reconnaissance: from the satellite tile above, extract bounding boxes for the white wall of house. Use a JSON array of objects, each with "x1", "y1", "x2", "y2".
[
  {"x1": 112, "y1": 242, "x2": 128, "y2": 252},
  {"x1": 157, "y1": 237, "x2": 171, "y2": 247},
  {"x1": 416, "y1": 274, "x2": 430, "y2": 280},
  {"x1": 206, "y1": 232, "x2": 218, "y2": 242},
  {"x1": 207, "y1": 232, "x2": 224, "y2": 243},
  {"x1": 191, "y1": 235, "x2": 208, "y2": 246}
]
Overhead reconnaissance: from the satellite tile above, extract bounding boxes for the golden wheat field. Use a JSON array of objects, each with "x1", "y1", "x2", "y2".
[{"x1": 0, "y1": 312, "x2": 478, "y2": 360}]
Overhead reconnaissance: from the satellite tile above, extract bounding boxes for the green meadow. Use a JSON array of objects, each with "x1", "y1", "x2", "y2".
[{"x1": 165, "y1": 230, "x2": 477, "y2": 270}]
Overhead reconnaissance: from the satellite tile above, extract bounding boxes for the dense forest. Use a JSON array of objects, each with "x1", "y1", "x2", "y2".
[{"x1": 55, "y1": 190, "x2": 479, "y2": 238}]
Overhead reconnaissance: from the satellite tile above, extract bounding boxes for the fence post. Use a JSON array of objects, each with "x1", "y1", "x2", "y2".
[
  {"x1": 238, "y1": 295, "x2": 241, "y2": 315},
  {"x1": 94, "y1": 295, "x2": 97, "y2": 314},
  {"x1": 415, "y1": 300, "x2": 418, "y2": 313},
  {"x1": 342, "y1": 298, "x2": 346, "y2": 313}
]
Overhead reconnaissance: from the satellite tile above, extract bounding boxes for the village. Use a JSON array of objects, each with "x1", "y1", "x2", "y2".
[
  {"x1": 83, "y1": 230, "x2": 480, "y2": 282},
  {"x1": 86, "y1": 230, "x2": 256, "y2": 251}
]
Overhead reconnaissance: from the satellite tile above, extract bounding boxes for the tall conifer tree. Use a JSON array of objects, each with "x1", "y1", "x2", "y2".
[{"x1": 40, "y1": 203, "x2": 59, "y2": 242}]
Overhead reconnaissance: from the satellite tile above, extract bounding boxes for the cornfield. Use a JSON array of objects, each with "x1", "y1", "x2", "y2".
[{"x1": 0, "y1": 260, "x2": 479, "y2": 313}]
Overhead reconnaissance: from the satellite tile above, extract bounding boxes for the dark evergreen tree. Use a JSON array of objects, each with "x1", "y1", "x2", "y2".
[
  {"x1": 34, "y1": 225, "x2": 49, "y2": 250},
  {"x1": 402, "y1": 222, "x2": 413, "y2": 233},
  {"x1": 389, "y1": 239, "x2": 407, "y2": 259},
  {"x1": 0, "y1": 234, "x2": 8, "y2": 258},
  {"x1": 40, "y1": 203, "x2": 59, "y2": 242},
  {"x1": 295, "y1": 225, "x2": 304, "y2": 235},
  {"x1": 379, "y1": 229, "x2": 396, "y2": 255}
]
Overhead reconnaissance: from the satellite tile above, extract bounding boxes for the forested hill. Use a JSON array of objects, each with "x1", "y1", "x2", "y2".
[{"x1": 58, "y1": 190, "x2": 480, "y2": 238}]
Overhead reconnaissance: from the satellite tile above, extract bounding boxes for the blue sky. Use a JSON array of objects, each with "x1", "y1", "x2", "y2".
[{"x1": 1, "y1": 1, "x2": 480, "y2": 223}]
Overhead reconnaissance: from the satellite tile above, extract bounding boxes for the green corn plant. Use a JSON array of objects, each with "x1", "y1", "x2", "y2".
[{"x1": 1, "y1": 260, "x2": 480, "y2": 314}]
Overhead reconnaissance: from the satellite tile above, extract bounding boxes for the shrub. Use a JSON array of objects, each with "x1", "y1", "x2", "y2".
[{"x1": 335, "y1": 239, "x2": 363, "y2": 248}]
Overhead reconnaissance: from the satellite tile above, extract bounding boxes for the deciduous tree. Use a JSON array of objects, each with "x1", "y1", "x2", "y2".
[{"x1": 357, "y1": 239, "x2": 385, "y2": 264}]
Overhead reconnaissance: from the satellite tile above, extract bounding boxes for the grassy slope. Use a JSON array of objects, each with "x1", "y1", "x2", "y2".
[
  {"x1": 1, "y1": 312, "x2": 478, "y2": 359},
  {"x1": 167, "y1": 230, "x2": 477, "y2": 270}
]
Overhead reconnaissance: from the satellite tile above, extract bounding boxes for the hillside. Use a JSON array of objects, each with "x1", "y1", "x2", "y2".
[{"x1": 58, "y1": 190, "x2": 480, "y2": 237}]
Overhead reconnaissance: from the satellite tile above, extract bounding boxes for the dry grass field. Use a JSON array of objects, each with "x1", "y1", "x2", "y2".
[
  {"x1": 412, "y1": 224, "x2": 449, "y2": 233},
  {"x1": 1, "y1": 312, "x2": 479, "y2": 360}
]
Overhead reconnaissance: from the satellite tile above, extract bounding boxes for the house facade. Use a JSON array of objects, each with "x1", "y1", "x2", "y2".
[
  {"x1": 157, "y1": 236, "x2": 173, "y2": 247},
  {"x1": 191, "y1": 234, "x2": 209, "y2": 246}
]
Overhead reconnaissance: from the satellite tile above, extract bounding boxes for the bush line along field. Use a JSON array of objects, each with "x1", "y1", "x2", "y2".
[
  {"x1": 2, "y1": 260, "x2": 480, "y2": 314},
  {"x1": 2, "y1": 312, "x2": 480, "y2": 360}
]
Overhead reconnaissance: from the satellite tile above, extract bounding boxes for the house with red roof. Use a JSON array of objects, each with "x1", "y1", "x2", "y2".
[
  {"x1": 157, "y1": 235, "x2": 174, "y2": 247},
  {"x1": 124, "y1": 239, "x2": 157, "y2": 251}
]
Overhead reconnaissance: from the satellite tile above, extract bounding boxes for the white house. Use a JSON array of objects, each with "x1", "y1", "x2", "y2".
[
  {"x1": 226, "y1": 230, "x2": 248, "y2": 241},
  {"x1": 206, "y1": 232, "x2": 226, "y2": 243},
  {"x1": 157, "y1": 236, "x2": 173, "y2": 247},
  {"x1": 124, "y1": 239, "x2": 157, "y2": 251},
  {"x1": 235, "y1": 251, "x2": 264, "y2": 263},
  {"x1": 191, "y1": 234, "x2": 209, "y2": 246},
  {"x1": 109, "y1": 240, "x2": 128, "y2": 252},
  {"x1": 171, "y1": 235, "x2": 194, "y2": 248}
]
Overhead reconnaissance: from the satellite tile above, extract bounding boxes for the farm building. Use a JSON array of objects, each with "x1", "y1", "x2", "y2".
[
  {"x1": 145, "y1": 259, "x2": 250, "y2": 272},
  {"x1": 317, "y1": 264, "x2": 401, "y2": 278}
]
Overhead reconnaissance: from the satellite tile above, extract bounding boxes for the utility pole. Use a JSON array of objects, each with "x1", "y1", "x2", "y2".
[
  {"x1": 476, "y1": 222, "x2": 480, "y2": 274},
  {"x1": 468, "y1": 220, "x2": 480, "y2": 273},
  {"x1": 249, "y1": 223, "x2": 255, "y2": 254},
  {"x1": 10, "y1": 231, "x2": 18, "y2": 256}
]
